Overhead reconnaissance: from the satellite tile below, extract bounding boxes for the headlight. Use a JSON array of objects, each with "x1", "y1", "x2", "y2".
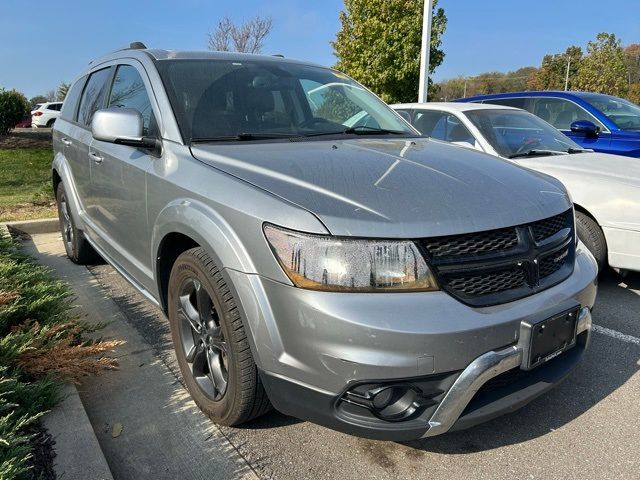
[{"x1": 264, "y1": 224, "x2": 439, "y2": 292}]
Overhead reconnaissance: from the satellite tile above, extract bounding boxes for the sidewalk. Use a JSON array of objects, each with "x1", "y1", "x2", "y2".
[{"x1": 24, "y1": 232, "x2": 259, "y2": 480}]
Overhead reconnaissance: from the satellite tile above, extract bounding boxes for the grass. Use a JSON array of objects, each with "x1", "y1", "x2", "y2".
[
  {"x1": 0, "y1": 149, "x2": 56, "y2": 223},
  {"x1": 0, "y1": 232, "x2": 123, "y2": 478}
]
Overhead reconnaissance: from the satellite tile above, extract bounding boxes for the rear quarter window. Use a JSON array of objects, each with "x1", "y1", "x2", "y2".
[{"x1": 60, "y1": 77, "x2": 87, "y2": 121}]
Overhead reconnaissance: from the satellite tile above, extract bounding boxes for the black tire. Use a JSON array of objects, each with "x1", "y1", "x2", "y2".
[
  {"x1": 575, "y1": 211, "x2": 607, "y2": 271},
  {"x1": 168, "y1": 247, "x2": 271, "y2": 426},
  {"x1": 56, "y1": 183, "x2": 99, "y2": 264},
  {"x1": 46, "y1": 119, "x2": 55, "y2": 128}
]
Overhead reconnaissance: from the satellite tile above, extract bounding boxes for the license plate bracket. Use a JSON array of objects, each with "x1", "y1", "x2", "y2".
[{"x1": 525, "y1": 307, "x2": 579, "y2": 370}]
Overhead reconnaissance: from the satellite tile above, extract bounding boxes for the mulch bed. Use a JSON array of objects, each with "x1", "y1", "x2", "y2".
[
  {"x1": 0, "y1": 129, "x2": 53, "y2": 149},
  {"x1": 27, "y1": 427, "x2": 57, "y2": 479}
]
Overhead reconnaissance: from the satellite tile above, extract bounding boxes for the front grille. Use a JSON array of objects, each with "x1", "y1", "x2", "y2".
[
  {"x1": 531, "y1": 212, "x2": 569, "y2": 242},
  {"x1": 443, "y1": 268, "x2": 526, "y2": 296},
  {"x1": 424, "y1": 228, "x2": 518, "y2": 258},
  {"x1": 423, "y1": 210, "x2": 575, "y2": 307}
]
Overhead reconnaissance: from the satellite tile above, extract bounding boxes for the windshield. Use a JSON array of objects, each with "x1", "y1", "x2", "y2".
[
  {"x1": 577, "y1": 93, "x2": 640, "y2": 131},
  {"x1": 465, "y1": 109, "x2": 583, "y2": 158},
  {"x1": 156, "y1": 59, "x2": 415, "y2": 142}
]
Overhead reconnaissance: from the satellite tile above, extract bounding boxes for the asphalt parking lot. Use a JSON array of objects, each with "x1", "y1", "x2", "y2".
[{"x1": 28, "y1": 232, "x2": 640, "y2": 480}]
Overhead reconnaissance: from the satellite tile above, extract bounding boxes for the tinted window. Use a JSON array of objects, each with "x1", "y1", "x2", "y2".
[
  {"x1": 411, "y1": 110, "x2": 447, "y2": 135},
  {"x1": 47, "y1": 104, "x2": 57, "y2": 110},
  {"x1": 156, "y1": 60, "x2": 414, "y2": 142},
  {"x1": 412, "y1": 111, "x2": 475, "y2": 145},
  {"x1": 78, "y1": 68, "x2": 112, "y2": 127},
  {"x1": 108, "y1": 65, "x2": 156, "y2": 135},
  {"x1": 531, "y1": 97, "x2": 603, "y2": 130},
  {"x1": 483, "y1": 98, "x2": 527, "y2": 109},
  {"x1": 60, "y1": 77, "x2": 86, "y2": 121}
]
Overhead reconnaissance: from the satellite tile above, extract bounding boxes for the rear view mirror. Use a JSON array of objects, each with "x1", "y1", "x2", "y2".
[
  {"x1": 570, "y1": 120, "x2": 599, "y2": 138},
  {"x1": 396, "y1": 110, "x2": 411, "y2": 123},
  {"x1": 92, "y1": 108, "x2": 157, "y2": 149}
]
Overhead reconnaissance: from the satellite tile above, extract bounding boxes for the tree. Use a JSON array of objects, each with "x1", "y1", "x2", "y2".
[
  {"x1": 0, "y1": 88, "x2": 29, "y2": 135},
  {"x1": 29, "y1": 95, "x2": 48, "y2": 110},
  {"x1": 332, "y1": 0, "x2": 447, "y2": 103},
  {"x1": 207, "y1": 16, "x2": 273, "y2": 54},
  {"x1": 527, "y1": 46, "x2": 582, "y2": 91},
  {"x1": 628, "y1": 84, "x2": 640, "y2": 105},
  {"x1": 45, "y1": 90, "x2": 56, "y2": 102},
  {"x1": 56, "y1": 82, "x2": 71, "y2": 102},
  {"x1": 575, "y1": 33, "x2": 628, "y2": 96},
  {"x1": 624, "y1": 44, "x2": 640, "y2": 85}
]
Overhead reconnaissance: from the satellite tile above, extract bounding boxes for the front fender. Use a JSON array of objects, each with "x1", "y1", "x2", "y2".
[{"x1": 151, "y1": 198, "x2": 258, "y2": 276}]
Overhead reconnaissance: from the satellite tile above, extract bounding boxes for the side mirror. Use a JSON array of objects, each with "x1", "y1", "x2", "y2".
[
  {"x1": 92, "y1": 108, "x2": 157, "y2": 149},
  {"x1": 570, "y1": 120, "x2": 600, "y2": 138}
]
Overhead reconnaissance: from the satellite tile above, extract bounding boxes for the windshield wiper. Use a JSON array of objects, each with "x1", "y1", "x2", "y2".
[
  {"x1": 508, "y1": 149, "x2": 569, "y2": 159},
  {"x1": 191, "y1": 132, "x2": 298, "y2": 143},
  {"x1": 293, "y1": 125, "x2": 408, "y2": 139},
  {"x1": 567, "y1": 147, "x2": 591, "y2": 154}
]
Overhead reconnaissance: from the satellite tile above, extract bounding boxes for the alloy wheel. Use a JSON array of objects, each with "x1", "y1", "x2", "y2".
[{"x1": 177, "y1": 277, "x2": 229, "y2": 401}]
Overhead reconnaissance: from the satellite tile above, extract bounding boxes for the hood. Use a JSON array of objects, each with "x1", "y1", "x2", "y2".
[
  {"x1": 191, "y1": 138, "x2": 571, "y2": 238},
  {"x1": 518, "y1": 152, "x2": 640, "y2": 187}
]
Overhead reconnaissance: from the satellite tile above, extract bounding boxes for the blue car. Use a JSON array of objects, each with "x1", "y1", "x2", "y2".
[{"x1": 456, "y1": 91, "x2": 640, "y2": 158}]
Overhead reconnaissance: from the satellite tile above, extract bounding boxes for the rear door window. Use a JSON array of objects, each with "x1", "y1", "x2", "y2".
[{"x1": 77, "y1": 67, "x2": 112, "y2": 127}]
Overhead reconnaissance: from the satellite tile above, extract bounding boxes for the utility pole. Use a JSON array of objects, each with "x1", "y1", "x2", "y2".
[
  {"x1": 418, "y1": 0, "x2": 433, "y2": 103},
  {"x1": 463, "y1": 78, "x2": 468, "y2": 98},
  {"x1": 564, "y1": 57, "x2": 571, "y2": 91}
]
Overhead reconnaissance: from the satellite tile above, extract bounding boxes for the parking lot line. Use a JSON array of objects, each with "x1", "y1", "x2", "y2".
[{"x1": 592, "y1": 324, "x2": 640, "y2": 346}]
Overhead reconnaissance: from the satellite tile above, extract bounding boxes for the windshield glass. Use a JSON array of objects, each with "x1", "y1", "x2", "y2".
[
  {"x1": 465, "y1": 109, "x2": 582, "y2": 158},
  {"x1": 578, "y1": 93, "x2": 640, "y2": 131},
  {"x1": 156, "y1": 59, "x2": 415, "y2": 142}
]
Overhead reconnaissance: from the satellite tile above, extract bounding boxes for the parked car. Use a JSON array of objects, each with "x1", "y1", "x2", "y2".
[
  {"x1": 15, "y1": 114, "x2": 32, "y2": 128},
  {"x1": 455, "y1": 91, "x2": 640, "y2": 158},
  {"x1": 392, "y1": 102, "x2": 640, "y2": 272},
  {"x1": 31, "y1": 101, "x2": 63, "y2": 128},
  {"x1": 52, "y1": 44, "x2": 597, "y2": 441}
]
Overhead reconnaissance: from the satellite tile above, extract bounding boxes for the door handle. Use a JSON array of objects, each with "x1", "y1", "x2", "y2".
[
  {"x1": 61, "y1": 137, "x2": 72, "y2": 146},
  {"x1": 89, "y1": 151, "x2": 104, "y2": 164}
]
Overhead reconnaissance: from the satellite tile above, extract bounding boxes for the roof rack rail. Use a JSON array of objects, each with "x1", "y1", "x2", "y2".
[{"x1": 272, "y1": 54, "x2": 285, "y2": 58}]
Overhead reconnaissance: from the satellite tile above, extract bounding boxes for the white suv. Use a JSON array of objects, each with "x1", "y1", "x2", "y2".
[{"x1": 31, "y1": 102, "x2": 63, "y2": 128}]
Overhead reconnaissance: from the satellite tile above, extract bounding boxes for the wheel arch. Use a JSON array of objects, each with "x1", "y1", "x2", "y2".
[{"x1": 152, "y1": 199, "x2": 258, "y2": 313}]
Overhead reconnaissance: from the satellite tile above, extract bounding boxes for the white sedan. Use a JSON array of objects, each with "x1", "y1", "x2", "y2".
[{"x1": 391, "y1": 102, "x2": 640, "y2": 273}]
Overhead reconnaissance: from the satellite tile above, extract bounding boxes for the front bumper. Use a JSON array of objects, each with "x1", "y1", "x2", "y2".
[
  {"x1": 260, "y1": 308, "x2": 590, "y2": 440},
  {"x1": 227, "y1": 246, "x2": 597, "y2": 440}
]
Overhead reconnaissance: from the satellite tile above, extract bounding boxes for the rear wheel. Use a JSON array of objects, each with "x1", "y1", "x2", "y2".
[
  {"x1": 575, "y1": 211, "x2": 607, "y2": 272},
  {"x1": 168, "y1": 247, "x2": 271, "y2": 425},
  {"x1": 56, "y1": 183, "x2": 99, "y2": 264},
  {"x1": 46, "y1": 119, "x2": 55, "y2": 128}
]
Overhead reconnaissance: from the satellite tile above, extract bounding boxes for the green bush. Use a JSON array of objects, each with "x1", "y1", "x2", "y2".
[
  {"x1": 0, "y1": 232, "x2": 123, "y2": 478},
  {"x1": 0, "y1": 89, "x2": 29, "y2": 136}
]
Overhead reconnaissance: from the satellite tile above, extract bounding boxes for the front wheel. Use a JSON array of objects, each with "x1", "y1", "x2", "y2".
[
  {"x1": 167, "y1": 247, "x2": 271, "y2": 425},
  {"x1": 575, "y1": 211, "x2": 607, "y2": 272}
]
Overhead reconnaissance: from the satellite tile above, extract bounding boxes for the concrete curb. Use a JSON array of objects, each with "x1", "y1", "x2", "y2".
[
  {"x1": 1, "y1": 222, "x2": 114, "y2": 480},
  {"x1": 42, "y1": 385, "x2": 114, "y2": 480},
  {"x1": 4, "y1": 217, "x2": 58, "y2": 235}
]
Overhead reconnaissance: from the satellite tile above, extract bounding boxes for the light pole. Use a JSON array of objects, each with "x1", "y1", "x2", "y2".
[
  {"x1": 418, "y1": 0, "x2": 434, "y2": 103},
  {"x1": 564, "y1": 57, "x2": 571, "y2": 91}
]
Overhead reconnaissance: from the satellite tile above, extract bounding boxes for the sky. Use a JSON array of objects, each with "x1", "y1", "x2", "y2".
[{"x1": 1, "y1": 0, "x2": 638, "y2": 99}]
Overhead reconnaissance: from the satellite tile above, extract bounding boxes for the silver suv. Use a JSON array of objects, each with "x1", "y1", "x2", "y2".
[{"x1": 52, "y1": 44, "x2": 598, "y2": 440}]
